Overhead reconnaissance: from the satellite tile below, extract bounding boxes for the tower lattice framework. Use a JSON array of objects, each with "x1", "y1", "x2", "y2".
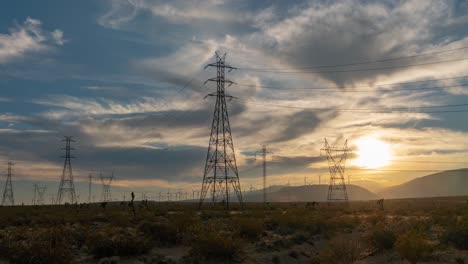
[
  {"x1": 199, "y1": 52, "x2": 243, "y2": 209},
  {"x1": 321, "y1": 138, "x2": 349, "y2": 201},
  {"x1": 100, "y1": 172, "x2": 114, "y2": 202},
  {"x1": 1, "y1": 162, "x2": 15, "y2": 206},
  {"x1": 56, "y1": 136, "x2": 77, "y2": 204},
  {"x1": 33, "y1": 184, "x2": 47, "y2": 205}
]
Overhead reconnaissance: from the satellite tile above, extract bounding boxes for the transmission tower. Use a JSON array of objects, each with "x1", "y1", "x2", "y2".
[
  {"x1": 256, "y1": 144, "x2": 272, "y2": 205},
  {"x1": 33, "y1": 184, "x2": 47, "y2": 205},
  {"x1": 56, "y1": 136, "x2": 77, "y2": 204},
  {"x1": 88, "y1": 173, "x2": 92, "y2": 203},
  {"x1": 100, "y1": 172, "x2": 114, "y2": 202},
  {"x1": 1, "y1": 162, "x2": 15, "y2": 206},
  {"x1": 321, "y1": 138, "x2": 349, "y2": 202},
  {"x1": 199, "y1": 52, "x2": 243, "y2": 210}
]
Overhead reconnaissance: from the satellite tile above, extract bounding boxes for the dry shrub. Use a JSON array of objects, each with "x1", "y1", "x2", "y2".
[
  {"x1": 320, "y1": 236, "x2": 363, "y2": 264},
  {"x1": 138, "y1": 221, "x2": 178, "y2": 245},
  {"x1": 442, "y1": 214, "x2": 468, "y2": 250},
  {"x1": 190, "y1": 231, "x2": 243, "y2": 261},
  {"x1": 366, "y1": 226, "x2": 396, "y2": 251},
  {"x1": 233, "y1": 217, "x2": 264, "y2": 241},
  {"x1": 87, "y1": 227, "x2": 152, "y2": 258},
  {"x1": 395, "y1": 231, "x2": 433, "y2": 264},
  {"x1": 1, "y1": 227, "x2": 74, "y2": 264}
]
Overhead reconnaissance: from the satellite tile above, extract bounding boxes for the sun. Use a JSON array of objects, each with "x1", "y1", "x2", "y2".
[{"x1": 354, "y1": 136, "x2": 392, "y2": 169}]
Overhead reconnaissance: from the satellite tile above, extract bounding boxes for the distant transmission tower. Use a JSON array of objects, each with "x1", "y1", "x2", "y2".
[
  {"x1": 100, "y1": 172, "x2": 114, "y2": 202},
  {"x1": 1, "y1": 162, "x2": 15, "y2": 206},
  {"x1": 199, "y1": 52, "x2": 243, "y2": 210},
  {"x1": 33, "y1": 184, "x2": 47, "y2": 205},
  {"x1": 88, "y1": 173, "x2": 92, "y2": 203},
  {"x1": 321, "y1": 138, "x2": 349, "y2": 202},
  {"x1": 256, "y1": 144, "x2": 272, "y2": 205},
  {"x1": 56, "y1": 136, "x2": 77, "y2": 204}
]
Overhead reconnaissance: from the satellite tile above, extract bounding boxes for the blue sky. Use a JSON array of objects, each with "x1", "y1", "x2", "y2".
[{"x1": 0, "y1": 0, "x2": 468, "y2": 204}]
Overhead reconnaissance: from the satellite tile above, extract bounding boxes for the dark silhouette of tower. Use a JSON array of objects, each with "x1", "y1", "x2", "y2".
[
  {"x1": 88, "y1": 173, "x2": 92, "y2": 203},
  {"x1": 1, "y1": 162, "x2": 15, "y2": 206},
  {"x1": 321, "y1": 138, "x2": 349, "y2": 201},
  {"x1": 199, "y1": 52, "x2": 243, "y2": 209},
  {"x1": 256, "y1": 144, "x2": 272, "y2": 205},
  {"x1": 56, "y1": 136, "x2": 77, "y2": 204},
  {"x1": 33, "y1": 184, "x2": 47, "y2": 205},
  {"x1": 100, "y1": 172, "x2": 114, "y2": 202}
]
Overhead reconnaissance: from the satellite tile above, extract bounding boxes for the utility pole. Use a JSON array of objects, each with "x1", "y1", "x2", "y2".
[
  {"x1": 199, "y1": 52, "x2": 243, "y2": 210},
  {"x1": 319, "y1": 175, "x2": 321, "y2": 185},
  {"x1": 2, "y1": 162, "x2": 15, "y2": 206},
  {"x1": 88, "y1": 173, "x2": 92, "y2": 203},
  {"x1": 57, "y1": 136, "x2": 77, "y2": 204},
  {"x1": 256, "y1": 144, "x2": 272, "y2": 205},
  {"x1": 33, "y1": 184, "x2": 37, "y2": 206},
  {"x1": 321, "y1": 138, "x2": 349, "y2": 202},
  {"x1": 304, "y1": 176, "x2": 308, "y2": 186}
]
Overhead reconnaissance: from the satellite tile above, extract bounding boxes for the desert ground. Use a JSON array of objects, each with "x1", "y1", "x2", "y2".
[{"x1": 0, "y1": 197, "x2": 467, "y2": 264}]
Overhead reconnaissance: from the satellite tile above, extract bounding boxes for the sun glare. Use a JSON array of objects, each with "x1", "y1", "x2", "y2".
[{"x1": 354, "y1": 136, "x2": 392, "y2": 169}]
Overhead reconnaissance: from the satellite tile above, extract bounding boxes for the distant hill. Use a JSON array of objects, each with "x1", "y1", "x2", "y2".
[
  {"x1": 243, "y1": 184, "x2": 379, "y2": 202},
  {"x1": 378, "y1": 168, "x2": 468, "y2": 199},
  {"x1": 350, "y1": 180, "x2": 387, "y2": 193}
]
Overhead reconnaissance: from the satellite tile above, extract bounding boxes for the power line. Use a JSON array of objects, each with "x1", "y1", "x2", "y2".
[
  {"x1": 233, "y1": 98, "x2": 468, "y2": 113},
  {"x1": 237, "y1": 83, "x2": 468, "y2": 93},
  {"x1": 237, "y1": 57, "x2": 468, "y2": 74},
  {"x1": 237, "y1": 75, "x2": 468, "y2": 90},
  {"x1": 238, "y1": 46, "x2": 468, "y2": 71}
]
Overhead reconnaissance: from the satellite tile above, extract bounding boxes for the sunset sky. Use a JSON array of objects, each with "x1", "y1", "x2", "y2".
[{"x1": 1, "y1": 0, "x2": 468, "y2": 204}]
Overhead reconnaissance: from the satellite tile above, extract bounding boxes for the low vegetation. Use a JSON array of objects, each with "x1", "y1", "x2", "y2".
[{"x1": 0, "y1": 197, "x2": 466, "y2": 263}]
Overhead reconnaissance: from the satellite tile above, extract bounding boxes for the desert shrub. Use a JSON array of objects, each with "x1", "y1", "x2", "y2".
[
  {"x1": 233, "y1": 217, "x2": 264, "y2": 241},
  {"x1": 366, "y1": 213, "x2": 386, "y2": 226},
  {"x1": 2, "y1": 227, "x2": 74, "y2": 264},
  {"x1": 395, "y1": 231, "x2": 433, "y2": 264},
  {"x1": 138, "y1": 221, "x2": 178, "y2": 245},
  {"x1": 191, "y1": 231, "x2": 243, "y2": 261},
  {"x1": 367, "y1": 226, "x2": 396, "y2": 251},
  {"x1": 320, "y1": 236, "x2": 363, "y2": 264},
  {"x1": 442, "y1": 217, "x2": 468, "y2": 250},
  {"x1": 87, "y1": 228, "x2": 152, "y2": 258}
]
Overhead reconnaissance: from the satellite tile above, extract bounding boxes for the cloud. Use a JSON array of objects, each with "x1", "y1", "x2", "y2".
[
  {"x1": 51, "y1": 29, "x2": 64, "y2": 45},
  {"x1": 0, "y1": 17, "x2": 65, "y2": 64}
]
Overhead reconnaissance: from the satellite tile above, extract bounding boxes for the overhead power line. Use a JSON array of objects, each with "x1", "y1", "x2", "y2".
[
  {"x1": 238, "y1": 46, "x2": 468, "y2": 71},
  {"x1": 238, "y1": 57, "x2": 468, "y2": 74},
  {"x1": 232, "y1": 98, "x2": 468, "y2": 113},
  {"x1": 238, "y1": 83, "x2": 468, "y2": 93}
]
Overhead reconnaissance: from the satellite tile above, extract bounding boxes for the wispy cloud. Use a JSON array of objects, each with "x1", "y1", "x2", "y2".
[{"x1": 0, "y1": 17, "x2": 65, "y2": 64}]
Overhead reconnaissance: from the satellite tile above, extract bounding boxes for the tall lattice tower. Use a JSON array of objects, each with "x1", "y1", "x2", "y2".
[
  {"x1": 256, "y1": 144, "x2": 272, "y2": 205},
  {"x1": 1, "y1": 162, "x2": 15, "y2": 206},
  {"x1": 33, "y1": 184, "x2": 47, "y2": 205},
  {"x1": 199, "y1": 52, "x2": 243, "y2": 209},
  {"x1": 100, "y1": 172, "x2": 114, "y2": 202},
  {"x1": 321, "y1": 138, "x2": 349, "y2": 201},
  {"x1": 56, "y1": 136, "x2": 77, "y2": 204}
]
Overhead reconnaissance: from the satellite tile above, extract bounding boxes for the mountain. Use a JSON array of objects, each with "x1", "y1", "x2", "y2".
[
  {"x1": 378, "y1": 168, "x2": 468, "y2": 199},
  {"x1": 243, "y1": 184, "x2": 379, "y2": 202},
  {"x1": 350, "y1": 180, "x2": 387, "y2": 193}
]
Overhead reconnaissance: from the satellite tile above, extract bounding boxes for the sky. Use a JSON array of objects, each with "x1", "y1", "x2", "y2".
[{"x1": 0, "y1": 0, "x2": 468, "y2": 204}]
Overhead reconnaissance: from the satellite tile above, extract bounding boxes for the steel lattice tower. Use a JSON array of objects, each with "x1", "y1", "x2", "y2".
[
  {"x1": 199, "y1": 52, "x2": 243, "y2": 210},
  {"x1": 56, "y1": 136, "x2": 77, "y2": 204},
  {"x1": 88, "y1": 173, "x2": 93, "y2": 203},
  {"x1": 33, "y1": 184, "x2": 47, "y2": 205},
  {"x1": 100, "y1": 172, "x2": 113, "y2": 202},
  {"x1": 1, "y1": 162, "x2": 15, "y2": 206},
  {"x1": 321, "y1": 138, "x2": 349, "y2": 201},
  {"x1": 256, "y1": 144, "x2": 272, "y2": 205}
]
